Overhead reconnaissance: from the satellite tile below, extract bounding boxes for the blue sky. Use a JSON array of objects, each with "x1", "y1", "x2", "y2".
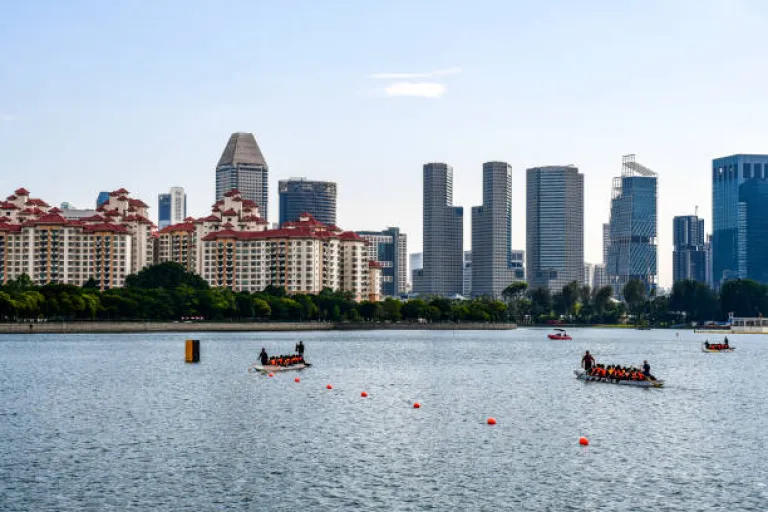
[{"x1": 2, "y1": 0, "x2": 768, "y2": 287}]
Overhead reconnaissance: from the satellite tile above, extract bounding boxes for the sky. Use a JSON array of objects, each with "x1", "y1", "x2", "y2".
[{"x1": 2, "y1": 0, "x2": 768, "y2": 288}]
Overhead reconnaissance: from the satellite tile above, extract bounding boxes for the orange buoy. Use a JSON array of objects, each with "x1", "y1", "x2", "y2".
[
  {"x1": 268, "y1": 373, "x2": 274, "y2": 378},
  {"x1": 413, "y1": 402, "x2": 421, "y2": 409},
  {"x1": 294, "y1": 377, "x2": 300, "y2": 383},
  {"x1": 326, "y1": 384, "x2": 333, "y2": 390},
  {"x1": 579, "y1": 437, "x2": 589, "y2": 446},
  {"x1": 487, "y1": 417, "x2": 497, "y2": 425},
  {"x1": 361, "y1": 391, "x2": 368, "y2": 398}
]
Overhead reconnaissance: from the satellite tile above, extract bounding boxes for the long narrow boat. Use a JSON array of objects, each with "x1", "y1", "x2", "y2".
[
  {"x1": 701, "y1": 344, "x2": 735, "y2": 353},
  {"x1": 248, "y1": 362, "x2": 311, "y2": 374},
  {"x1": 573, "y1": 369, "x2": 664, "y2": 388}
]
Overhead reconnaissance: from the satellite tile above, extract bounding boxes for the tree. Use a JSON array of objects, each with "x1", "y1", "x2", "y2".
[
  {"x1": 126, "y1": 262, "x2": 208, "y2": 290},
  {"x1": 502, "y1": 281, "x2": 528, "y2": 302},
  {"x1": 252, "y1": 298, "x2": 271, "y2": 319},
  {"x1": 561, "y1": 281, "x2": 581, "y2": 317},
  {"x1": 529, "y1": 288, "x2": 552, "y2": 318},
  {"x1": 623, "y1": 279, "x2": 646, "y2": 321},
  {"x1": 381, "y1": 298, "x2": 402, "y2": 321},
  {"x1": 719, "y1": 279, "x2": 768, "y2": 319},
  {"x1": 593, "y1": 286, "x2": 613, "y2": 316}
]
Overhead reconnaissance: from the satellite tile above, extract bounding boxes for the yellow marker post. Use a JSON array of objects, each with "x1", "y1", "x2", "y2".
[{"x1": 185, "y1": 339, "x2": 200, "y2": 363}]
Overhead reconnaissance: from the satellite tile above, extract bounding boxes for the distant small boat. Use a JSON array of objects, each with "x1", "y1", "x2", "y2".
[
  {"x1": 701, "y1": 343, "x2": 735, "y2": 353},
  {"x1": 548, "y1": 328, "x2": 572, "y2": 340},
  {"x1": 248, "y1": 362, "x2": 312, "y2": 374},
  {"x1": 574, "y1": 369, "x2": 663, "y2": 388}
]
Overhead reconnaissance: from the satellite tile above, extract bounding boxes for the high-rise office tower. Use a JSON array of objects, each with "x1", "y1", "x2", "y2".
[
  {"x1": 712, "y1": 154, "x2": 768, "y2": 287},
  {"x1": 413, "y1": 163, "x2": 464, "y2": 297},
  {"x1": 358, "y1": 227, "x2": 408, "y2": 297},
  {"x1": 673, "y1": 215, "x2": 706, "y2": 284},
  {"x1": 216, "y1": 132, "x2": 269, "y2": 220},
  {"x1": 96, "y1": 191, "x2": 110, "y2": 208},
  {"x1": 471, "y1": 161, "x2": 515, "y2": 298},
  {"x1": 606, "y1": 155, "x2": 658, "y2": 295},
  {"x1": 602, "y1": 223, "x2": 610, "y2": 264},
  {"x1": 738, "y1": 179, "x2": 768, "y2": 284},
  {"x1": 279, "y1": 179, "x2": 337, "y2": 226},
  {"x1": 463, "y1": 251, "x2": 472, "y2": 297},
  {"x1": 526, "y1": 165, "x2": 584, "y2": 291},
  {"x1": 158, "y1": 187, "x2": 187, "y2": 229}
]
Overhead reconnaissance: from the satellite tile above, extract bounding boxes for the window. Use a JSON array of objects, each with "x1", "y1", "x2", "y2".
[{"x1": 743, "y1": 163, "x2": 752, "y2": 178}]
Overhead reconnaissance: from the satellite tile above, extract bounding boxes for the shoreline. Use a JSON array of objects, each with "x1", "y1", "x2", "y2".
[{"x1": 0, "y1": 321, "x2": 518, "y2": 334}]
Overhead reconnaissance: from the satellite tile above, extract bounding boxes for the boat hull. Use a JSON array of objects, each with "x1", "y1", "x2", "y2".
[
  {"x1": 574, "y1": 369, "x2": 663, "y2": 388},
  {"x1": 701, "y1": 344, "x2": 735, "y2": 353},
  {"x1": 548, "y1": 334, "x2": 572, "y2": 340},
  {"x1": 249, "y1": 363, "x2": 311, "y2": 374}
]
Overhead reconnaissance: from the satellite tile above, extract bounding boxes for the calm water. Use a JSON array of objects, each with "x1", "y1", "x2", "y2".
[{"x1": 1, "y1": 328, "x2": 766, "y2": 511}]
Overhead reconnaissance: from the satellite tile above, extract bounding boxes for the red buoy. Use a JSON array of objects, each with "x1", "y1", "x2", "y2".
[
  {"x1": 294, "y1": 377, "x2": 300, "y2": 383},
  {"x1": 579, "y1": 437, "x2": 589, "y2": 446},
  {"x1": 268, "y1": 373, "x2": 274, "y2": 378},
  {"x1": 361, "y1": 391, "x2": 368, "y2": 398},
  {"x1": 326, "y1": 384, "x2": 333, "y2": 390},
  {"x1": 413, "y1": 402, "x2": 421, "y2": 409},
  {"x1": 487, "y1": 417, "x2": 497, "y2": 425}
]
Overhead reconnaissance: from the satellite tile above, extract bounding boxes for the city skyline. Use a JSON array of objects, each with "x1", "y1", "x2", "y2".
[{"x1": 5, "y1": 1, "x2": 768, "y2": 287}]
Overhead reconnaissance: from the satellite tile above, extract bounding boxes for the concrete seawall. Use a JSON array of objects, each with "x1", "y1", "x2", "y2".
[{"x1": 0, "y1": 321, "x2": 517, "y2": 334}]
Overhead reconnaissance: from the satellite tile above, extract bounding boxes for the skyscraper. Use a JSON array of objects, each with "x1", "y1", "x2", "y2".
[
  {"x1": 413, "y1": 163, "x2": 463, "y2": 297},
  {"x1": 471, "y1": 161, "x2": 515, "y2": 298},
  {"x1": 712, "y1": 154, "x2": 768, "y2": 287},
  {"x1": 602, "y1": 223, "x2": 610, "y2": 264},
  {"x1": 526, "y1": 165, "x2": 584, "y2": 291},
  {"x1": 279, "y1": 179, "x2": 337, "y2": 226},
  {"x1": 96, "y1": 191, "x2": 110, "y2": 208},
  {"x1": 216, "y1": 132, "x2": 269, "y2": 220},
  {"x1": 158, "y1": 186, "x2": 187, "y2": 229},
  {"x1": 358, "y1": 227, "x2": 408, "y2": 297},
  {"x1": 606, "y1": 155, "x2": 658, "y2": 295},
  {"x1": 673, "y1": 215, "x2": 706, "y2": 284},
  {"x1": 738, "y1": 179, "x2": 768, "y2": 284}
]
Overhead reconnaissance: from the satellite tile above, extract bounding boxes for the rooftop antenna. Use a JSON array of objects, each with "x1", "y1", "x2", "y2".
[{"x1": 695, "y1": 204, "x2": 699, "y2": 216}]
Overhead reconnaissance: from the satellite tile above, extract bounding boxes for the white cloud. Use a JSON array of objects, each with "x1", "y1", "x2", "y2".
[
  {"x1": 1, "y1": 114, "x2": 16, "y2": 122},
  {"x1": 384, "y1": 82, "x2": 446, "y2": 98},
  {"x1": 370, "y1": 67, "x2": 462, "y2": 80}
]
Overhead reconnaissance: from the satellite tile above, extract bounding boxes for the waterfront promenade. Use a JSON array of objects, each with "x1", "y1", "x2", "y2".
[{"x1": 0, "y1": 321, "x2": 517, "y2": 334}]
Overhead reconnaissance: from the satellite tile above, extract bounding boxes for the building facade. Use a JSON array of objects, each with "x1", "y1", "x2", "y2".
[
  {"x1": 279, "y1": 179, "x2": 337, "y2": 226},
  {"x1": 526, "y1": 165, "x2": 584, "y2": 291},
  {"x1": 606, "y1": 155, "x2": 658, "y2": 295},
  {"x1": 673, "y1": 215, "x2": 706, "y2": 284},
  {"x1": 96, "y1": 191, "x2": 110, "y2": 208},
  {"x1": 413, "y1": 163, "x2": 464, "y2": 297},
  {"x1": 463, "y1": 250, "x2": 472, "y2": 297},
  {"x1": 712, "y1": 154, "x2": 768, "y2": 287},
  {"x1": 158, "y1": 187, "x2": 187, "y2": 230},
  {"x1": 358, "y1": 227, "x2": 407, "y2": 297},
  {"x1": 215, "y1": 132, "x2": 269, "y2": 221},
  {"x1": 0, "y1": 187, "x2": 153, "y2": 290},
  {"x1": 471, "y1": 161, "x2": 516, "y2": 299},
  {"x1": 738, "y1": 179, "x2": 768, "y2": 284}
]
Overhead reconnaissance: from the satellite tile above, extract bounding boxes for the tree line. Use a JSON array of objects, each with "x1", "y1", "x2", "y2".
[
  {"x1": 0, "y1": 263, "x2": 764, "y2": 325},
  {"x1": 502, "y1": 277, "x2": 766, "y2": 326}
]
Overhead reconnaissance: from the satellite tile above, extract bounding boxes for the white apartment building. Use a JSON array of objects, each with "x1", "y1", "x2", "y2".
[{"x1": 0, "y1": 187, "x2": 139, "y2": 290}]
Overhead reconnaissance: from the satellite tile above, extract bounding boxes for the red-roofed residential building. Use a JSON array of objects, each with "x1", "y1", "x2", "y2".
[
  {"x1": 198, "y1": 212, "x2": 377, "y2": 300},
  {"x1": 0, "y1": 188, "x2": 148, "y2": 289}
]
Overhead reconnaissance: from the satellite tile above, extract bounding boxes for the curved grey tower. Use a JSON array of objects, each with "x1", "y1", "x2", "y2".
[{"x1": 215, "y1": 132, "x2": 269, "y2": 220}]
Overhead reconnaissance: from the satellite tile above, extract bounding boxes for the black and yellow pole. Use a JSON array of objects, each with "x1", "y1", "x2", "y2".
[{"x1": 185, "y1": 339, "x2": 200, "y2": 363}]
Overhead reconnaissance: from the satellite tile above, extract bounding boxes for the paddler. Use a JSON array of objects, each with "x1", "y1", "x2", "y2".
[
  {"x1": 581, "y1": 350, "x2": 595, "y2": 372},
  {"x1": 295, "y1": 340, "x2": 305, "y2": 356},
  {"x1": 642, "y1": 360, "x2": 654, "y2": 380},
  {"x1": 259, "y1": 348, "x2": 269, "y2": 365}
]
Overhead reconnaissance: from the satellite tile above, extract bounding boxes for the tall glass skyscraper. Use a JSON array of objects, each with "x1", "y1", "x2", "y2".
[
  {"x1": 158, "y1": 187, "x2": 186, "y2": 229},
  {"x1": 526, "y1": 165, "x2": 584, "y2": 291},
  {"x1": 358, "y1": 227, "x2": 408, "y2": 297},
  {"x1": 216, "y1": 132, "x2": 269, "y2": 220},
  {"x1": 413, "y1": 163, "x2": 463, "y2": 297},
  {"x1": 471, "y1": 161, "x2": 515, "y2": 298},
  {"x1": 673, "y1": 215, "x2": 706, "y2": 284},
  {"x1": 712, "y1": 154, "x2": 768, "y2": 287},
  {"x1": 279, "y1": 179, "x2": 337, "y2": 226},
  {"x1": 606, "y1": 155, "x2": 657, "y2": 295},
  {"x1": 738, "y1": 179, "x2": 768, "y2": 284},
  {"x1": 96, "y1": 191, "x2": 110, "y2": 208}
]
